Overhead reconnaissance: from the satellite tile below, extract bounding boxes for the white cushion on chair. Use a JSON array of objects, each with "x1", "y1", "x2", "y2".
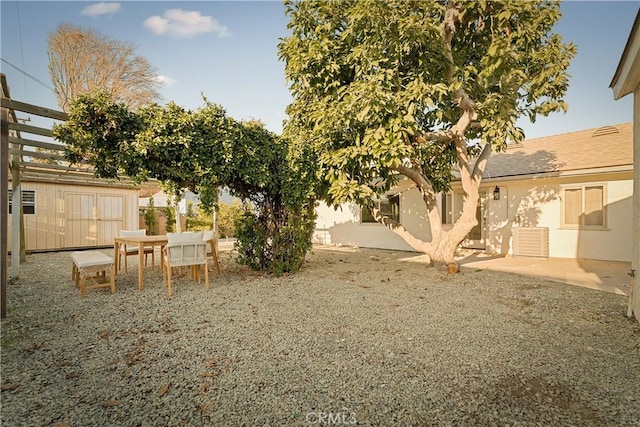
[
  {"x1": 119, "y1": 229, "x2": 147, "y2": 237},
  {"x1": 164, "y1": 242, "x2": 207, "y2": 266},
  {"x1": 167, "y1": 232, "x2": 203, "y2": 243}
]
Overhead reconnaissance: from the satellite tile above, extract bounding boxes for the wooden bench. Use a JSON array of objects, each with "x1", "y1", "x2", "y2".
[{"x1": 71, "y1": 251, "x2": 116, "y2": 298}]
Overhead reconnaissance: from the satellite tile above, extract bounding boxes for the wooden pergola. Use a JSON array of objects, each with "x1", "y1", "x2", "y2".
[{"x1": 0, "y1": 73, "x2": 150, "y2": 318}]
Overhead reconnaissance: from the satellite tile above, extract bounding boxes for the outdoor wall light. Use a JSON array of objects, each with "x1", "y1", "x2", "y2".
[{"x1": 493, "y1": 186, "x2": 500, "y2": 201}]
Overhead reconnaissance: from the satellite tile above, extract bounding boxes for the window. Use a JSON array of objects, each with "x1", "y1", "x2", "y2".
[
  {"x1": 441, "y1": 193, "x2": 453, "y2": 225},
  {"x1": 362, "y1": 194, "x2": 400, "y2": 223},
  {"x1": 562, "y1": 185, "x2": 604, "y2": 228},
  {"x1": 8, "y1": 190, "x2": 36, "y2": 215}
]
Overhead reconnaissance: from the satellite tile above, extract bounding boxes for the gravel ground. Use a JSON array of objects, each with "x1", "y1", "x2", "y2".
[{"x1": 1, "y1": 245, "x2": 639, "y2": 426}]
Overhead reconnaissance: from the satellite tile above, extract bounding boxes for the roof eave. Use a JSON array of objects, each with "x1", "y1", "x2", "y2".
[
  {"x1": 472, "y1": 165, "x2": 633, "y2": 183},
  {"x1": 610, "y1": 8, "x2": 640, "y2": 99}
]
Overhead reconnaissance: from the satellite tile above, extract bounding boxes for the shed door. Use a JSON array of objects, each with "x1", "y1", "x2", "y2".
[
  {"x1": 64, "y1": 193, "x2": 96, "y2": 247},
  {"x1": 64, "y1": 193, "x2": 125, "y2": 248},
  {"x1": 96, "y1": 195, "x2": 125, "y2": 246}
]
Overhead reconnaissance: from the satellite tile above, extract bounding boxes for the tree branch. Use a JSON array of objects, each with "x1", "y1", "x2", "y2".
[
  {"x1": 391, "y1": 164, "x2": 443, "y2": 245},
  {"x1": 442, "y1": 1, "x2": 477, "y2": 127},
  {"x1": 471, "y1": 143, "x2": 492, "y2": 183},
  {"x1": 392, "y1": 164, "x2": 435, "y2": 202},
  {"x1": 370, "y1": 205, "x2": 433, "y2": 255},
  {"x1": 411, "y1": 130, "x2": 455, "y2": 145}
]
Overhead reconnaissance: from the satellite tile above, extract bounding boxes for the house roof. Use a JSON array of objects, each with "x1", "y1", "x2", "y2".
[
  {"x1": 610, "y1": 8, "x2": 640, "y2": 99},
  {"x1": 481, "y1": 122, "x2": 633, "y2": 179}
]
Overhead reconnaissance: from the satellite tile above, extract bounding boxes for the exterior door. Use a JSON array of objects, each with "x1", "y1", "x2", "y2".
[
  {"x1": 64, "y1": 193, "x2": 97, "y2": 247},
  {"x1": 96, "y1": 195, "x2": 125, "y2": 246},
  {"x1": 463, "y1": 191, "x2": 487, "y2": 249},
  {"x1": 64, "y1": 192, "x2": 126, "y2": 248}
]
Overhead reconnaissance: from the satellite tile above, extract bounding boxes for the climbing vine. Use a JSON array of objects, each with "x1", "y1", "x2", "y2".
[{"x1": 53, "y1": 92, "x2": 318, "y2": 274}]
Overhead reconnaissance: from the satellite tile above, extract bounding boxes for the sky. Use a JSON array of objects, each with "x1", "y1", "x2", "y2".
[{"x1": 1, "y1": 0, "x2": 639, "y2": 141}]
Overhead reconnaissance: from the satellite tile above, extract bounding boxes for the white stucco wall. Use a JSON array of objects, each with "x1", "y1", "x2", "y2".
[
  {"x1": 632, "y1": 89, "x2": 640, "y2": 318},
  {"x1": 461, "y1": 174, "x2": 633, "y2": 262},
  {"x1": 314, "y1": 178, "x2": 427, "y2": 251},
  {"x1": 315, "y1": 173, "x2": 634, "y2": 262},
  {"x1": 313, "y1": 201, "x2": 414, "y2": 251}
]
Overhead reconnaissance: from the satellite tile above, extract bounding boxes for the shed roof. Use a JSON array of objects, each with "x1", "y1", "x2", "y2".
[{"x1": 482, "y1": 122, "x2": 633, "y2": 179}]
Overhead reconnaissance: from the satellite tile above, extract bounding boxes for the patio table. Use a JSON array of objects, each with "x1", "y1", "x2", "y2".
[{"x1": 114, "y1": 235, "x2": 168, "y2": 290}]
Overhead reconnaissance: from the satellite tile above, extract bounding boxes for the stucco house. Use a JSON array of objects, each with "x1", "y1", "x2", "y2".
[
  {"x1": 315, "y1": 122, "x2": 634, "y2": 263},
  {"x1": 610, "y1": 8, "x2": 640, "y2": 320}
]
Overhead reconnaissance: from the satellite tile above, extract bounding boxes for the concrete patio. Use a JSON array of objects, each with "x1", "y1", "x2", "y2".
[{"x1": 456, "y1": 251, "x2": 632, "y2": 296}]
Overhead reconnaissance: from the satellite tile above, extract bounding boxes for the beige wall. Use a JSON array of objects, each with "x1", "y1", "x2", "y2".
[
  {"x1": 313, "y1": 179, "x2": 434, "y2": 251},
  {"x1": 314, "y1": 201, "x2": 413, "y2": 251},
  {"x1": 315, "y1": 172, "x2": 634, "y2": 262},
  {"x1": 8, "y1": 181, "x2": 139, "y2": 251},
  {"x1": 632, "y1": 89, "x2": 640, "y2": 319},
  {"x1": 472, "y1": 173, "x2": 633, "y2": 261}
]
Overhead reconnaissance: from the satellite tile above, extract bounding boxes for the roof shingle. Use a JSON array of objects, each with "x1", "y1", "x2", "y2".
[{"x1": 482, "y1": 122, "x2": 633, "y2": 178}]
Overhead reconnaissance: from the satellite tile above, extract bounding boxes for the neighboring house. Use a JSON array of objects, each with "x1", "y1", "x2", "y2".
[
  {"x1": 315, "y1": 122, "x2": 634, "y2": 263},
  {"x1": 7, "y1": 179, "x2": 139, "y2": 251},
  {"x1": 610, "y1": 8, "x2": 640, "y2": 321}
]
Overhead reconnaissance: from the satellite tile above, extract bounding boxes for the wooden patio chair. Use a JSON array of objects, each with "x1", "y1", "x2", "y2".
[
  {"x1": 202, "y1": 230, "x2": 221, "y2": 275},
  {"x1": 162, "y1": 232, "x2": 209, "y2": 296},
  {"x1": 118, "y1": 229, "x2": 155, "y2": 273}
]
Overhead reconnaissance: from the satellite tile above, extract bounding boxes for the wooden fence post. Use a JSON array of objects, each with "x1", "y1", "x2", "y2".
[{"x1": 1, "y1": 92, "x2": 8, "y2": 318}]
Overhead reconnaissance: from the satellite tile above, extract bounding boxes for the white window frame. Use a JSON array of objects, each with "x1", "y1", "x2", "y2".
[
  {"x1": 560, "y1": 183, "x2": 607, "y2": 229},
  {"x1": 8, "y1": 189, "x2": 36, "y2": 215}
]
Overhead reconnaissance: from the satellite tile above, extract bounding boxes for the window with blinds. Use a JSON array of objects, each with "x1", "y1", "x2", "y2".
[
  {"x1": 8, "y1": 189, "x2": 36, "y2": 215},
  {"x1": 562, "y1": 185, "x2": 604, "y2": 228}
]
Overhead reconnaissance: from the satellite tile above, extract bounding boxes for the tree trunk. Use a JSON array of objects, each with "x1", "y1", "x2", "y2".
[
  {"x1": 374, "y1": 193, "x2": 480, "y2": 268},
  {"x1": 377, "y1": 147, "x2": 488, "y2": 269}
]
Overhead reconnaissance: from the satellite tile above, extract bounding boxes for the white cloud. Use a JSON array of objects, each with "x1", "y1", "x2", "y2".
[
  {"x1": 143, "y1": 9, "x2": 230, "y2": 38},
  {"x1": 155, "y1": 75, "x2": 177, "y2": 88},
  {"x1": 81, "y1": 2, "x2": 121, "y2": 17}
]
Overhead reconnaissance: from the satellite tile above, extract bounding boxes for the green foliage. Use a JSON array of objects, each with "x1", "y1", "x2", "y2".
[
  {"x1": 179, "y1": 201, "x2": 243, "y2": 238},
  {"x1": 184, "y1": 204, "x2": 212, "y2": 232},
  {"x1": 54, "y1": 93, "x2": 318, "y2": 275},
  {"x1": 217, "y1": 201, "x2": 243, "y2": 238},
  {"x1": 279, "y1": 0, "x2": 576, "y2": 205},
  {"x1": 54, "y1": 91, "x2": 145, "y2": 180},
  {"x1": 163, "y1": 206, "x2": 176, "y2": 233},
  {"x1": 143, "y1": 196, "x2": 158, "y2": 235},
  {"x1": 229, "y1": 122, "x2": 318, "y2": 275},
  {"x1": 235, "y1": 200, "x2": 316, "y2": 276},
  {"x1": 185, "y1": 201, "x2": 196, "y2": 231}
]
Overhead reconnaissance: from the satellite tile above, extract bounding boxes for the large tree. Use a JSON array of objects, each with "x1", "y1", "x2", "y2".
[
  {"x1": 279, "y1": 0, "x2": 575, "y2": 267},
  {"x1": 48, "y1": 23, "x2": 162, "y2": 111}
]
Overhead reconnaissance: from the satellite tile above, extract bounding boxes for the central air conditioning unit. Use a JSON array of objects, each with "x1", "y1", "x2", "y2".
[{"x1": 512, "y1": 227, "x2": 549, "y2": 258}]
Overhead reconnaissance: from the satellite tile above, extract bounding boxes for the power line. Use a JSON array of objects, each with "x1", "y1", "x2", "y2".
[{"x1": 0, "y1": 58, "x2": 54, "y2": 92}]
